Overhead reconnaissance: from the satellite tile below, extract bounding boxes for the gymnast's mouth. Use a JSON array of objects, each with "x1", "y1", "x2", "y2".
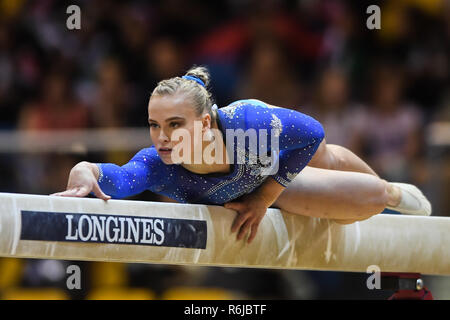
[{"x1": 158, "y1": 147, "x2": 172, "y2": 152}]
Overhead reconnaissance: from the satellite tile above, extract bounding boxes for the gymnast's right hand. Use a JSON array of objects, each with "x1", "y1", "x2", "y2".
[{"x1": 50, "y1": 161, "x2": 111, "y2": 201}]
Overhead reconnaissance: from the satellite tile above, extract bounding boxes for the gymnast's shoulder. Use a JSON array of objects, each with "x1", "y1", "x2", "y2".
[{"x1": 225, "y1": 98, "x2": 283, "y2": 109}]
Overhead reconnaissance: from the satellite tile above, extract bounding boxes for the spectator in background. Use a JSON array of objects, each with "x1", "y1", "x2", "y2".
[
  {"x1": 91, "y1": 58, "x2": 131, "y2": 128},
  {"x1": 237, "y1": 37, "x2": 303, "y2": 108},
  {"x1": 148, "y1": 36, "x2": 185, "y2": 81},
  {"x1": 89, "y1": 58, "x2": 140, "y2": 169},
  {"x1": 307, "y1": 66, "x2": 366, "y2": 151},
  {"x1": 17, "y1": 71, "x2": 89, "y2": 130},
  {"x1": 0, "y1": 22, "x2": 17, "y2": 129},
  {"x1": 15, "y1": 70, "x2": 89, "y2": 195},
  {"x1": 357, "y1": 64, "x2": 425, "y2": 184}
]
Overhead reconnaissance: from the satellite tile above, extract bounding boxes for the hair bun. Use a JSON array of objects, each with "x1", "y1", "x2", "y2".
[{"x1": 185, "y1": 66, "x2": 210, "y2": 88}]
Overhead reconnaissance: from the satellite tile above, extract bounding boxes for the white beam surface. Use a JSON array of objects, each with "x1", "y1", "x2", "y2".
[{"x1": 0, "y1": 193, "x2": 448, "y2": 275}]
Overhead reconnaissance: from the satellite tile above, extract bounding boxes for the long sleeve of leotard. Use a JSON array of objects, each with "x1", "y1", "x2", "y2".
[
  {"x1": 243, "y1": 100, "x2": 325, "y2": 187},
  {"x1": 94, "y1": 147, "x2": 163, "y2": 199}
]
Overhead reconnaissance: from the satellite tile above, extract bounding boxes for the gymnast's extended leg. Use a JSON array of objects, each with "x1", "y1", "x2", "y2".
[
  {"x1": 272, "y1": 166, "x2": 390, "y2": 223},
  {"x1": 272, "y1": 139, "x2": 430, "y2": 223}
]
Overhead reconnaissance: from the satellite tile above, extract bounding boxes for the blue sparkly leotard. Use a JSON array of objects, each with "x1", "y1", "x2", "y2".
[{"x1": 95, "y1": 99, "x2": 325, "y2": 205}]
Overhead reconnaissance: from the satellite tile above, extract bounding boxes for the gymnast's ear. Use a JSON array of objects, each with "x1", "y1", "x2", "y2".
[{"x1": 201, "y1": 112, "x2": 213, "y2": 130}]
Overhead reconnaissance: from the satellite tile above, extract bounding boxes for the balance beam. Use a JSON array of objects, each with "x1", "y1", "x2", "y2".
[{"x1": 0, "y1": 192, "x2": 448, "y2": 275}]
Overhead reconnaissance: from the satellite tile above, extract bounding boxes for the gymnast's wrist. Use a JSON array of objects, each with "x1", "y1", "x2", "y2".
[
  {"x1": 253, "y1": 188, "x2": 279, "y2": 208},
  {"x1": 253, "y1": 178, "x2": 286, "y2": 207}
]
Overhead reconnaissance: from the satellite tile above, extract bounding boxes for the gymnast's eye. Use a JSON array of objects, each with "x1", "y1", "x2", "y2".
[
  {"x1": 170, "y1": 122, "x2": 180, "y2": 128},
  {"x1": 149, "y1": 123, "x2": 159, "y2": 128}
]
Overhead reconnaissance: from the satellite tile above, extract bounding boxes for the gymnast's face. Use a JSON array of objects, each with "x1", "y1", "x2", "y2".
[{"x1": 148, "y1": 94, "x2": 211, "y2": 165}]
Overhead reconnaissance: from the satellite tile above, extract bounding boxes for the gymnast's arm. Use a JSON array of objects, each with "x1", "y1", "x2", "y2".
[{"x1": 51, "y1": 148, "x2": 156, "y2": 200}]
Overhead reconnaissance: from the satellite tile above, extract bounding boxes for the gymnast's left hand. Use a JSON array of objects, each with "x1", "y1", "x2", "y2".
[{"x1": 224, "y1": 193, "x2": 270, "y2": 244}]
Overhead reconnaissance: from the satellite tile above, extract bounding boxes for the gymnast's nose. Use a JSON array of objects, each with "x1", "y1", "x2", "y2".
[{"x1": 157, "y1": 129, "x2": 170, "y2": 143}]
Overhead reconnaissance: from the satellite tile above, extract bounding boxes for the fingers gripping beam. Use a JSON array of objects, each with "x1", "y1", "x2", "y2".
[{"x1": 0, "y1": 192, "x2": 448, "y2": 275}]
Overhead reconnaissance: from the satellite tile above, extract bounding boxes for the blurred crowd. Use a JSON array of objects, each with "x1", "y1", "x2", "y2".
[{"x1": 0, "y1": 0, "x2": 449, "y2": 299}]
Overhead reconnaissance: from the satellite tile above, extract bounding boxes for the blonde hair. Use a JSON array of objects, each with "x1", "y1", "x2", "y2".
[{"x1": 151, "y1": 66, "x2": 217, "y2": 122}]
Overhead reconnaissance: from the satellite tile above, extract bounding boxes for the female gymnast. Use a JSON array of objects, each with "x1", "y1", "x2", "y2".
[{"x1": 52, "y1": 66, "x2": 431, "y2": 244}]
